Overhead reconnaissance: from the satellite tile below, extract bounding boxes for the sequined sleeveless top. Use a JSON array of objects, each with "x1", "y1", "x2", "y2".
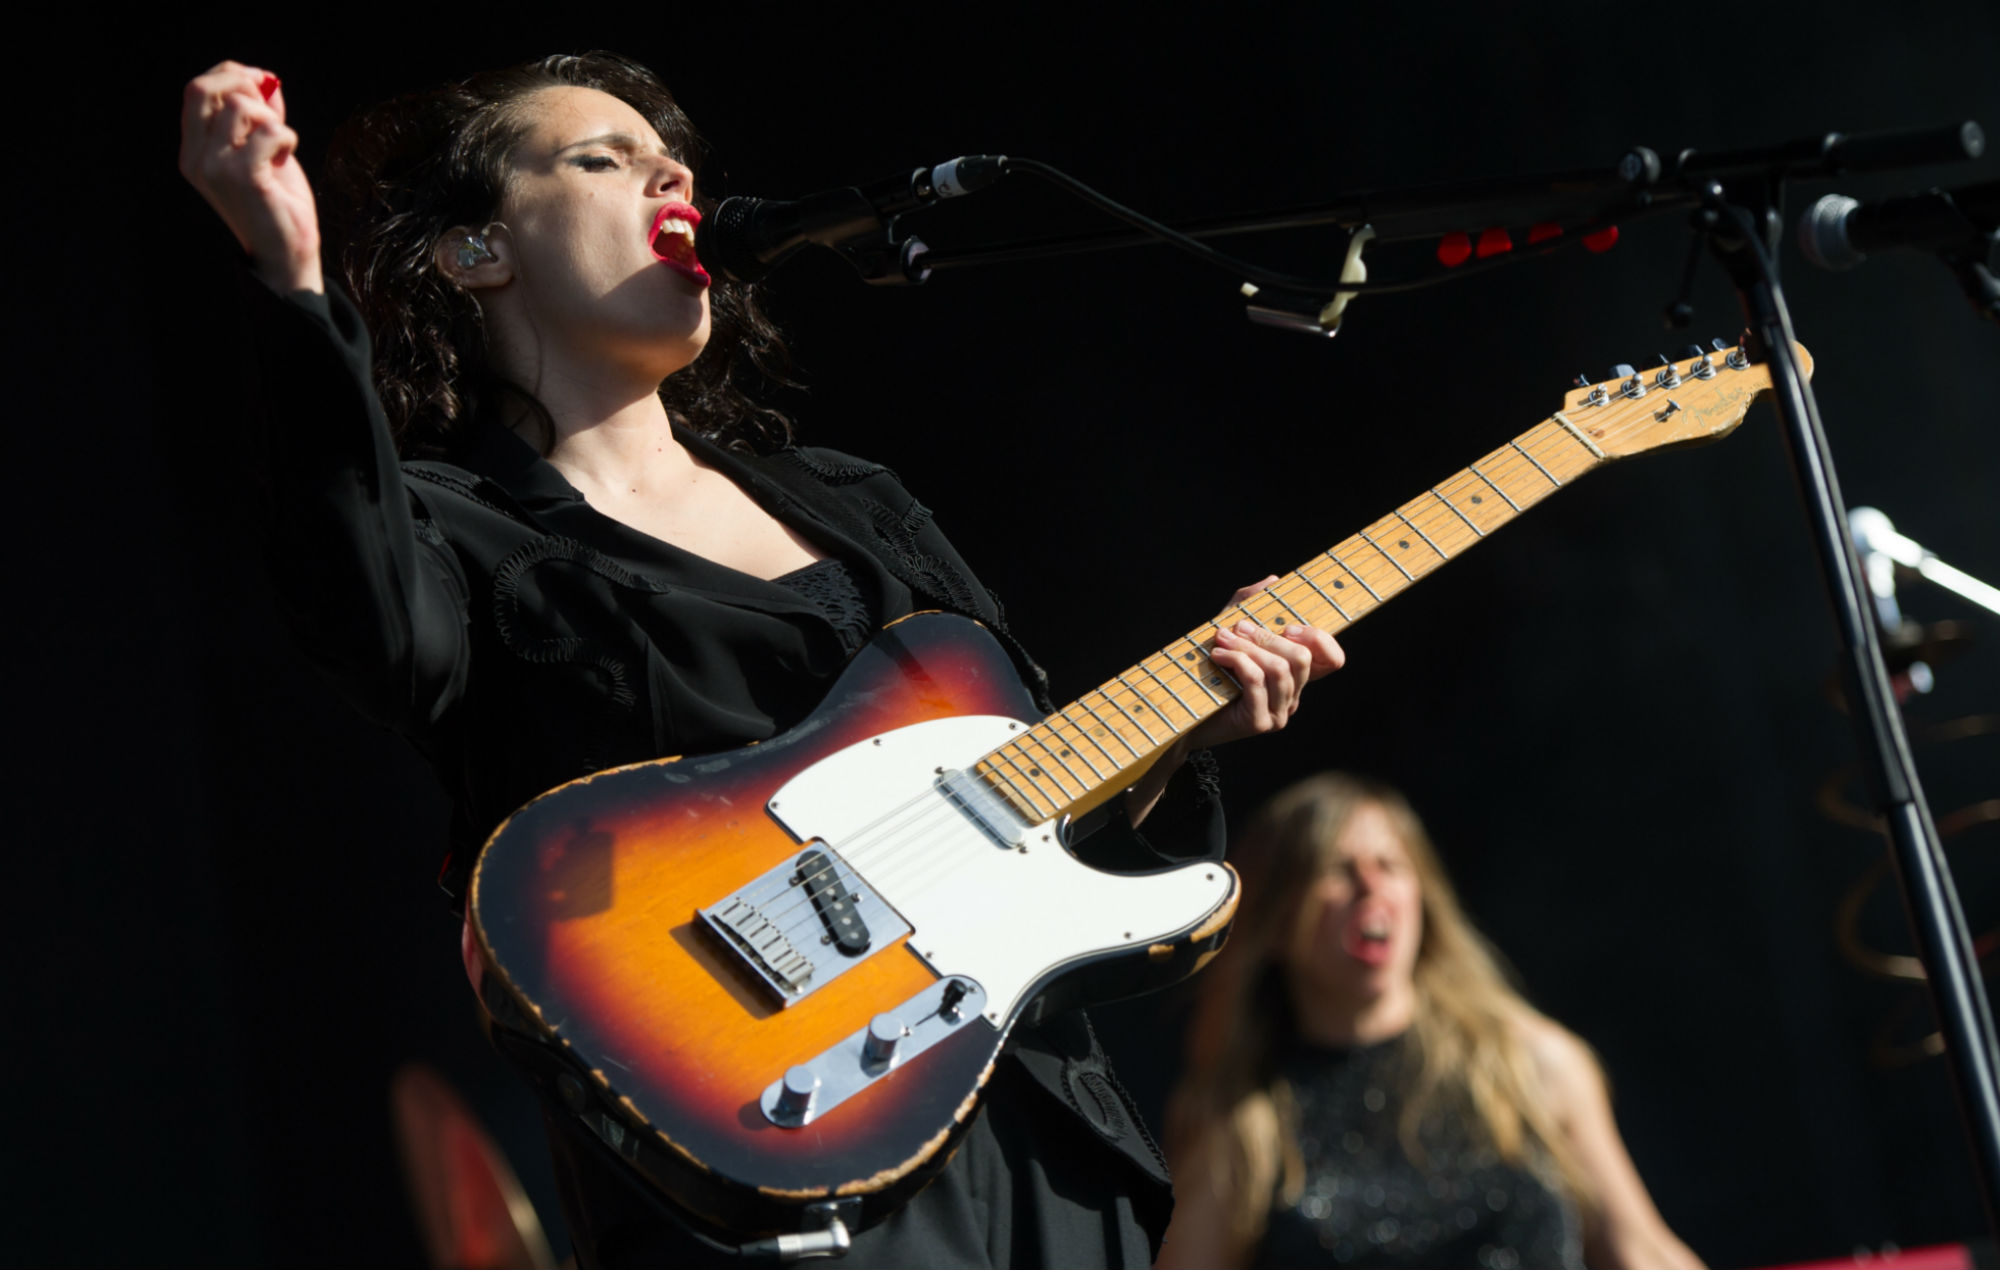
[{"x1": 1251, "y1": 1034, "x2": 1583, "y2": 1270}]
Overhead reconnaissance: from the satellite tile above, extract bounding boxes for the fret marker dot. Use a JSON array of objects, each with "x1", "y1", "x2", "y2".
[
  {"x1": 1472, "y1": 495, "x2": 1484, "y2": 504},
  {"x1": 1397, "y1": 540, "x2": 1409, "y2": 549},
  {"x1": 1028, "y1": 767, "x2": 1042, "y2": 777},
  {"x1": 1334, "y1": 580, "x2": 1345, "y2": 589},
  {"x1": 1060, "y1": 749, "x2": 1072, "y2": 758},
  {"x1": 1208, "y1": 677, "x2": 1222, "y2": 685},
  {"x1": 1183, "y1": 652, "x2": 1196, "y2": 661}
]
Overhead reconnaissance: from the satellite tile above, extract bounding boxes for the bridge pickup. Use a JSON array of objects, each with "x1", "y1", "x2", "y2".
[
  {"x1": 698, "y1": 841, "x2": 912, "y2": 1007},
  {"x1": 797, "y1": 848, "x2": 870, "y2": 956}
]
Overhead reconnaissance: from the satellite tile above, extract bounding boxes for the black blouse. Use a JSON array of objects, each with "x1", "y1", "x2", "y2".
[{"x1": 244, "y1": 278, "x2": 1224, "y2": 1266}]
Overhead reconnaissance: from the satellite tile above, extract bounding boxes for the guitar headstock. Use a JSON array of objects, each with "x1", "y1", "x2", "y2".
[{"x1": 1560, "y1": 337, "x2": 1810, "y2": 459}]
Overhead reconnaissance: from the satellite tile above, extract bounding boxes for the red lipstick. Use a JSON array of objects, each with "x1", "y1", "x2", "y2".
[{"x1": 650, "y1": 203, "x2": 711, "y2": 289}]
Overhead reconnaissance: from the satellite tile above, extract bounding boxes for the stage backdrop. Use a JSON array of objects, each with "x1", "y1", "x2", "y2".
[{"x1": 17, "y1": 5, "x2": 1997, "y2": 1266}]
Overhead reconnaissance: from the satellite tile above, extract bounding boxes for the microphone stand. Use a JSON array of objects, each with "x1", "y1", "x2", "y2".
[
  {"x1": 895, "y1": 120, "x2": 2000, "y2": 1237},
  {"x1": 914, "y1": 124, "x2": 1983, "y2": 289},
  {"x1": 1695, "y1": 177, "x2": 2000, "y2": 1241}
]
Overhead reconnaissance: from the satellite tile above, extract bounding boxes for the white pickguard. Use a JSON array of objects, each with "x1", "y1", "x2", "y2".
[{"x1": 766, "y1": 715, "x2": 1232, "y2": 1025}]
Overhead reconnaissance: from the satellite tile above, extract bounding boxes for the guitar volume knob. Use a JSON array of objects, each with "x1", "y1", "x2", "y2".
[{"x1": 777, "y1": 1065, "x2": 820, "y2": 1120}]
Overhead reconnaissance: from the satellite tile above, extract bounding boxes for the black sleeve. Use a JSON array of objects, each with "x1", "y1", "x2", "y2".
[
  {"x1": 244, "y1": 277, "x2": 472, "y2": 735},
  {"x1": 1069, "y1": 747, "x2": 1227, "y2": 870}
]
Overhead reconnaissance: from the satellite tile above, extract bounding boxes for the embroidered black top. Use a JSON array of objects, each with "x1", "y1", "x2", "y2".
[{"x1": 244, "y1": 278, "x2": 1223, "y2": 1269}]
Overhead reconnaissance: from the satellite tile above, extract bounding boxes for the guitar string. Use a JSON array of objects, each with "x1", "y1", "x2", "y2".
[
  {"x1": 757, "y1": 412, "x2": 1671, "y2": 946},
  {"x1": 743, "y1": 782, "x2": 976, "y2": 937},
  {"x1": 746, "y1": 402, "x2": 1638, "y2": 938},
  {"x1": 847, "y1": 391, "x2": 1695, "y2": 904},
  {"x1": 755, "y1": 410, "x2": 1609, "y2": 928},
  {"x1": 734, "y1": 377, "x2": 1739, "y2": 945}
]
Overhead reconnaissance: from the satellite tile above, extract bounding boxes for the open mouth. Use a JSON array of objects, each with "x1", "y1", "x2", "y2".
[
  {"x1": 1341, "y1": 914, "x2": 1394, "y2": 965},
  {"x1": 650, "y1": 204, "x2": 711, "y2": 288}
]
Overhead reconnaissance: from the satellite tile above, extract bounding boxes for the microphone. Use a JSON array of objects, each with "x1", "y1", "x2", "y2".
[
  {"x1": 697, "y1": 156, "x2": 1008, "y2": 284},
  {"x1": 1850, "y1": 505, "x2": 2000, "y2": 620},
  {"x1": 1796, "y1": 181, "x2": 2000, "y2": 271}
]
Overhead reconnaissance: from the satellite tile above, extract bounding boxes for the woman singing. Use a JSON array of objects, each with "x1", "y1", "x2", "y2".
[
  {"x1": 177, "y1": 52, "x2": 1342, "y2": 1269},
  {"x1": 1158, "y1": 774, "x2": 1702, "y2": 1270}
]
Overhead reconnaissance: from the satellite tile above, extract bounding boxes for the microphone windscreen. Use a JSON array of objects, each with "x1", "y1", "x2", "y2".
[
  {"x1": 1798, "y1": 194, "x2": 1865, "y2": 271},
  {"x1": 697, "y1": 197, "x2": 768, "y2": 285}
]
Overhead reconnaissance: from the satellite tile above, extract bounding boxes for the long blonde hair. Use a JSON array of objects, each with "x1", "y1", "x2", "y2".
[{"x1": 1166, "y1": 773, "x2": 1596, "y2": 1256}]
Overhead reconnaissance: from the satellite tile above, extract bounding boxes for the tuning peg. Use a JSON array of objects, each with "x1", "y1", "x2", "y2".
[
  {"x1": 1611, "y1": 364, "x2": 1646, "y2": 399},
  {"x1": 1611, "y1": 363, "x2": 1636, "y2": 379},
  {"x1": 1574, "y1": 373, "x2": 1592, "y2": 388},
  {"x1": 1655, "y1": 354, "x2": 1683, "y2": 388},
  {"x1": 1683, "y1": 345, "x2": 1705, "y2": 359},
  {"x1": 1711, "y1": 337, "x2": 1730, "y2": 352}
]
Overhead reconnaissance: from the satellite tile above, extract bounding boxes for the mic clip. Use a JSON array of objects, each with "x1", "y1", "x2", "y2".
[
  {"x1": 832, "y1": 222, "x2": 934, "y2": 286},
  {"x1": 1239, "y1": 225, "x2": 1374, "y2": 338},
  {"x1": 1941, "y1": 228, "x2": 2000, "y2": 325}
]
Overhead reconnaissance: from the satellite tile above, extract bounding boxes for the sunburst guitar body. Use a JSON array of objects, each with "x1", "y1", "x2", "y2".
[
  {"x1": 468, "y1": 612, "x2": 1238, "y2": 1241},
  {"x1": 467, "y1": 344, "x2": 1796, "y2": 1243}
]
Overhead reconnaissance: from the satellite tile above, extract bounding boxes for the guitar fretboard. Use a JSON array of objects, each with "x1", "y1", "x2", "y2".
[{"x1": 970, "y1": 413, "x2": 1609, "y2": 825}]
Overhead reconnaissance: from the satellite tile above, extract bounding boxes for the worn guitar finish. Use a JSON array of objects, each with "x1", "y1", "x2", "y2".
[
  {"x1": 469, "y1": 613, "x2": 1239, "y2": 1238},
  {"x1": 469, "y1": 342, "x2": 1802, "y2": 1241}
]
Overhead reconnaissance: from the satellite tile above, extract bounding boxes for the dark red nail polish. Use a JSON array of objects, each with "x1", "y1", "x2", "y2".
[{"x1": 259, "y1": 74, "x2": 281, "y2": 102}]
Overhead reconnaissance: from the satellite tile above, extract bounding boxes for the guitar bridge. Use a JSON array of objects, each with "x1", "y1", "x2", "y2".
[
  {"x1": 704, "y1": 896, "x2": 817, "y2": 996},
  {"x1": 698, "y1": 842, "x2": 912, "y2": 1006}
]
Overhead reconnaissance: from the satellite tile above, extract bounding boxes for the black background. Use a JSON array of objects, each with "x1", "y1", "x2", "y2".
[{"x1": 16, "y1": 4, "x2": 1999, "y2": 1266}]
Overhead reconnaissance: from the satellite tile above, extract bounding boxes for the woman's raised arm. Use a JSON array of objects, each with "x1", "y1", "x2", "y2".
[
  {"x1": 180, "y1": 61, "x2": 472, "y2": 735},
  {"x1": 179, "y1": 60, "x2": 323, "y2": 294}
]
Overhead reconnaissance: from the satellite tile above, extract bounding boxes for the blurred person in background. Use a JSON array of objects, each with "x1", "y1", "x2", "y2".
[{"x1": 1158, "y1": 773, "x2": 1702, "y2": 1270}]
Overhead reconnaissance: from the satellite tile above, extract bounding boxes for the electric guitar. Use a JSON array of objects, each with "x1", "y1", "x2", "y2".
[{"x1": 468, "y1": 341, "x2": 1800, "y2": 1246}]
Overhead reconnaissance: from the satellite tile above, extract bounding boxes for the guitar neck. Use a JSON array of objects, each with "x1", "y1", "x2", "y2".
[{"x1": 972, "y1": 411, "x2": 1612, "y2": 824}]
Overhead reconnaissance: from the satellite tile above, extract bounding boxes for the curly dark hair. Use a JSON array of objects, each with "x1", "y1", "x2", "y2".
[{"x1": 321, "y1": 52, "x2": 794, "y2": 458}]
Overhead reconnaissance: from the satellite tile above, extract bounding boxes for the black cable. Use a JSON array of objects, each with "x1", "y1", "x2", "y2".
[{"x1": 998, "y1": 156, "x2": 1630, "y2": 300}]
